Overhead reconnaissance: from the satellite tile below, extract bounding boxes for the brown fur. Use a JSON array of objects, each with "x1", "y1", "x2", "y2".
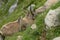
[
  {"x1": 35, "y1": 0, "x2": 59, "y2": 14},
  {"x1": 0, "y1": 21, "x2": 20, "y2": 36},
  {"x1": 0, "y1": 15, "x2": 34, "y2": 36},
  {"x1": 0, "y1": 16, "x2": 34, "y2": 36},
  {"x1": 0, "y1": 4, "x2": 35, "y2": 36}
]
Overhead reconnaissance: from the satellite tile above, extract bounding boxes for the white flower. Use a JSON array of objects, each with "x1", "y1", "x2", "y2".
[
  {"x1": 17, "y1": 35, "x2": 23, "y2": 40},
  {"x1": 31, "y1": 24, "x2": 36, "y2": 29}
]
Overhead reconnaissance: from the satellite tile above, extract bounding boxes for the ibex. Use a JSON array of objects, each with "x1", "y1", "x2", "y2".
[
  {"x1": 0, "y1": 4, "x2": 35, "y2": 40},
  {"x1": 35, "y1": 0, "x2": 60, "y2": 14}
]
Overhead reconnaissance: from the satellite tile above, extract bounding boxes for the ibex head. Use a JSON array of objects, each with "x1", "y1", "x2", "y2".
[
  {"x1": 17, "y1": 4, "x2": 36, "y2": 31},
  {"x1": 24, "y1": 4, "x2": 36, "y2": 20}
]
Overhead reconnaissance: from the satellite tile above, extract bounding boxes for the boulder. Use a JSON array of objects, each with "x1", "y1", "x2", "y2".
[
  {"x1": 45, "y1": 7, "x2": 60, "y2": 29},
  {"x1": 53, "y1": 37, "x2": 60, "y2": 40}
]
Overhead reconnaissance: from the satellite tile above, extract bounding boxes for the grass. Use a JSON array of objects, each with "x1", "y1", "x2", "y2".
[{"x1": 0, "y1": 0, "x2": 60, "y2": 40}]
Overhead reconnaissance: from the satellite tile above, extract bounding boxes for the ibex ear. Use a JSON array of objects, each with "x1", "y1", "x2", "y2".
[
  {"x1": 30, "y1": 4, "x2": 36, "y2": 16},
  {"x1": 17, "y1": 16, "x2": 23, "y2": 24},
  {"x1": 27, "y1": 4, "x2": 36, "y2": 20},
  {"x1": 24, "y1": 10, "x2": 30, "y2": 17},
  {"x1": 17, "y1": 16, "x2": 23, "y2": 32}
]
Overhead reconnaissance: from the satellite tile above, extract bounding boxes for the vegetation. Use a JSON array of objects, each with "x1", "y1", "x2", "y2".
[{"x1": 0, "y1": 0, "x2": 60, "y2": 40}]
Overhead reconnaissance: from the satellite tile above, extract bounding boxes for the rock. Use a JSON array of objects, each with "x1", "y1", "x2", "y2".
[
  {"x1": 0, "y1": 35, "x2": 3, "y2": 40},
  {"x1": 45, "y1": 7, "x2": 60, "y2": 29},
  {"x1": 53, "y1": 37, "x2": 60, "y2": 40},
  {"x1": 8, "y1": 0, "x2": 18, "y2": 14},
  {"x1": 0, "y1": 0, "x2": 4, "y2": 8}
]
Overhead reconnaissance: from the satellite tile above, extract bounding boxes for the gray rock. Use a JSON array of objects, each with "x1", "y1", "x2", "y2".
[
  {"x1": 45, "y1": 7, "x2": 60, "y2": 29},
  {"x1": 17, "y1": 35, "x2": 23, "y2": 40},
  {"x1": 53, "y1": 37, "x2": 60, "y2": 40},
  {"x1": 0, "y1": 1, "x2": 4, "y2": 8},
  {"x1": 8, "y1": 0, "x2": 18, "y2": 14},
  {"x1": 0, "y1": 35, "x2": 3, "y2": 40}
]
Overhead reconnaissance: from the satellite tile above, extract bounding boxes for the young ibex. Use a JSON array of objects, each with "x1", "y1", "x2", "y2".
[
  {"x1": 35, "y1": 0, "x2": 60, "y2": 14},
  {"x1": 0, "y1": 4, "x2": 35, "y2": 40}
]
